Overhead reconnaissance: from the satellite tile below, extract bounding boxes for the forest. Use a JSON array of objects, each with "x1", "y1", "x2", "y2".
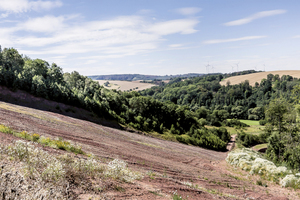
[{"x1": 1, "y1": 47, "x2": 300, "y2": 169}]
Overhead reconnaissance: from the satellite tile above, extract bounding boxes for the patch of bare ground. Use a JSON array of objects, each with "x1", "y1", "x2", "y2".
[
  {"x1": 0, "y1": 91, "x2": 299, "y2": 199},
  {"x1": 220, "y1": 70, "x2": 300, "y2": 86}
]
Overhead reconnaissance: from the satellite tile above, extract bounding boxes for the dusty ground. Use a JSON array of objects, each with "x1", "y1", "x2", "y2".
[
  {"x1": 0, "y1": 89, "x2": 299, "y2": 199},
  {"x1": 220, "y1": 70, "x2": 300, "y2": 86}
]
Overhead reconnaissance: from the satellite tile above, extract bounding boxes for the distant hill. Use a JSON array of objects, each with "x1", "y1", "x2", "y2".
[
  {"x1": 220, "y1": 70, "x2": 300, "y2": 86},
  {"x1": 88, "y1": 73, "x2": 204, "y2": 81}
]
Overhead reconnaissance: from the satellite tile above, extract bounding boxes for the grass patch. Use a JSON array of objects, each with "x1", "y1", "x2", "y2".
[
  {"x1": 0, "y1": 124, "x2": 84, "y2": 154},
  {"x1": 239, "y1": 119, "x2": 260, "y2": 126},
  {"x1": 252, "y1": 143, "x2": 268, "y2": 151},
  {"x1": 206, "y1": 121, "x2": 264, "y2": 135}
]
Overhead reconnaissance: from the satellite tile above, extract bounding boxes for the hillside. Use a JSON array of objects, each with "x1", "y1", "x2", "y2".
[
  {"x1": 0, "y1": 86, "x2": 296, "y2": 199},
  {"x1": 220, "y1": 70, "x2": 300, "y2": 86},
  {"x1": 89, "y1": 73, "x2": 204, "y2": 81}
]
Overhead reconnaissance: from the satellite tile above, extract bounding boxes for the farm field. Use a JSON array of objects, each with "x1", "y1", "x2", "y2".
[
  {"x1": 0, "y1": 87, "x2": 296, "y2": 199},
  {"x1": 220, "y1": 70, "x2": 300, "y2": 86},
  {"x1": 97, "y1": 80, "x2": 156, "y2": 91}
]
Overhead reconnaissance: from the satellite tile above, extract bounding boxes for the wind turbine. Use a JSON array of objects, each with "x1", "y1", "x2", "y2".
[
  {"x1": 236, "y1": 62, "x2": 240, "y2": 72},
  {"x1": 205, "y1": 62, "x2": 210, "y2": 74},
  {"x1": 211, "y1": 65, "x2": 215, "y2": 73}
]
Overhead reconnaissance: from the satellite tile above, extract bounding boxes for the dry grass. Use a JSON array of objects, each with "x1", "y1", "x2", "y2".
[
  {"x1": 97, "y1": 80, "x2": 155, "y2": 91},
  {"x1": 220, "y1": 70, "x2": 300, "y2": 86},
  {"x1": 0, "y1": 140, "x2": 142, "y2": 199}
]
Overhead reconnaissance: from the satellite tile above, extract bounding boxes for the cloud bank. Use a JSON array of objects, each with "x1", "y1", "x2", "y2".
[
  {"x1": 0, "y1": 0, "x2": 62, "y2": 13},
  {"x1": 0, "y1": 14, "x2": 199, "y2": 60}
]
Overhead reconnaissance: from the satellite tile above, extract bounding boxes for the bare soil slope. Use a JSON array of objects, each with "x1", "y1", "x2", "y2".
[
  {"x1": 220, "y1": 70, "x2": 300, "y2": 86},
  {"x1": 0, "y1": 88, "x2": 298, "y2": 199}
]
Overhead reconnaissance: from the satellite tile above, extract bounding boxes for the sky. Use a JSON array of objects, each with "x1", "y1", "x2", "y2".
[{"x1": 0, "y1": 0, "x2": 300, "y2": 76}]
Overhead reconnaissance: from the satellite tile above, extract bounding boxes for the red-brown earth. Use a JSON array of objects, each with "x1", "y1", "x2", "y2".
[{"x1": 0, "y1": 86, "x2": 298, "y2": 199}]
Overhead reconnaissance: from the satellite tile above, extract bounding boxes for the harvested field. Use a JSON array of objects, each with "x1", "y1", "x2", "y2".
[
  {"x1": 0, "y1": 87, "x2": 298, "y2": 199},
  {"x1": 220, "y1": 70, "x2": 300, "y2": 86},
  {"x1": 97, "y1": 80, "x2": 156, "y2": 91}
]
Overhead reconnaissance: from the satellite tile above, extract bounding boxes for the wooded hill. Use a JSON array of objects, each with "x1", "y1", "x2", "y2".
[
  {"x1": 0, "y1": 47, "x2": 230, "y2": 151},
  {"x1": 89, "y1": 73, "x2": 204, "y2": 81},
  {"x1": 140, "y1": 71, "x2": 299, "y2": 123},
  {"x1": 140, "y1": 70, "x2": 300, "y2": 170}
]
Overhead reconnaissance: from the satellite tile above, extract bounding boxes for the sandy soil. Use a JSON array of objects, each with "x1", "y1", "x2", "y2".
[
  {"x1": 220, "y1": 70, "x2": 300, "y2": 86},
  {"x1": 0, "y1": 90, "x2": 299, "y2": 199},
  {"x1": 97, "y1": 80, "x2": 156, "y2": 91}
]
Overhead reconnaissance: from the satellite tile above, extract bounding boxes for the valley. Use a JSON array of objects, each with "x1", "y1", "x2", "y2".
[{"x1": 0, "y1": 97, "x2": 295, "y2": 199}]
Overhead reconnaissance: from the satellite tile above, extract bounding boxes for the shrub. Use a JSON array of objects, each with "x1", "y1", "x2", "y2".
[
  {"x1": 280, "y1": 174, "x2": 300, "y2": 188},
  {"x1": 32, "y1": 133, "x2": 40, "y2": 142},
  {"x1": 223, "y1": 119, "x2": 250, "y2": 128},
  {"x1": 259, "y1": 119, "x2": 267, "y2": 125},
  {"x1": 0, "y1": 124, "x2": 13, "y2": 134},
  {"x1": 226, "y1": 148, "x2": 299, "y2": 188},
  {"x1": 106, "y1": 159, "x2": 142, "y2": 182},
  {"x1": 19, "y1": 131, "x2": 30, "y2": 139}
]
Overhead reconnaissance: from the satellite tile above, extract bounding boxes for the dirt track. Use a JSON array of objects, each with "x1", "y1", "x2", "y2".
[{"x1": 0, "y1": 99, "x2": 297, "y2": 199}]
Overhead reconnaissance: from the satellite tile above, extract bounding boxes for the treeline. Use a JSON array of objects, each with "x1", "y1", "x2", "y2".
[
  {"x1": 88, "y1": 73, "x2": 203, "y2": 81},
  {"x1": 0, "y1": 47, "x2": 229, "y2": 151},
  {"x1": 140, "y1": 71, "x2": 300, "y2": 126}
]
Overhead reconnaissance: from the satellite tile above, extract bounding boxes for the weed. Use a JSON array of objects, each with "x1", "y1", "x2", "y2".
[
  {"x1": 149, "y1": 191, "x2": 163, "y2": 197},
  {"x1": 0, "y1": 124, "x2": 13, "y2": 134},
  {"x1": 32, "y1": 133, "x2": 40, "y2": 142},
  {"x1": 172, "y1": 191, "x2": 187, "y2": 200},
  {"x1": 114, "y1": 186, "x2": 125, "y2": 192},
  {"x1": 256, "y1": 180, "x2": 262, "y2": 186},
  {"x1": 226, "y1": 182, "x2": 234, "y2": 189}
]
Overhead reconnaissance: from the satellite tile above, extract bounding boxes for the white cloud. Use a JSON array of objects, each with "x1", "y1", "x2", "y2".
[
  {"x1": 0, "y1": 13, "x2": 9, "y2": 18},
  {"x1": 203, "y1": 36, "x2": 267, "y2": 44},
  {"x1": 169, "y1": 44, "x2": 184, "y2": 48},
  {"x1": 293, "y1": 35, "x2": 300, "y2": 38},
  {"x1": 7, "y1": 15, "x2": 198, "y2": 61},
  {"x1": 21, "y1": 15, "x2": 65, "y2": 33},
  {"x1": 224, "y1": 9, "x2": 286, "y2": 26},
  {"x1": 147, "y1": 19, "x2": 199, "y2": 35},
  {"x1": 176, "y1": 7, "x2": 202, "y2": 16},
  {"x1": 0, "y1": 0, "x2": 62, "y2": 13}
]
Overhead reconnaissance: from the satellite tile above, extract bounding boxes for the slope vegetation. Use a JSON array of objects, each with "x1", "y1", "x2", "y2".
[{"x1": 220, "y1": 70, "x2": 300, "y2": 86}]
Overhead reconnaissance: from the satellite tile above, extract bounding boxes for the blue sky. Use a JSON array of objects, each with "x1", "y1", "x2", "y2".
[{"x1": 0, "y1": 0, "x2": 300, "y2": 76}]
